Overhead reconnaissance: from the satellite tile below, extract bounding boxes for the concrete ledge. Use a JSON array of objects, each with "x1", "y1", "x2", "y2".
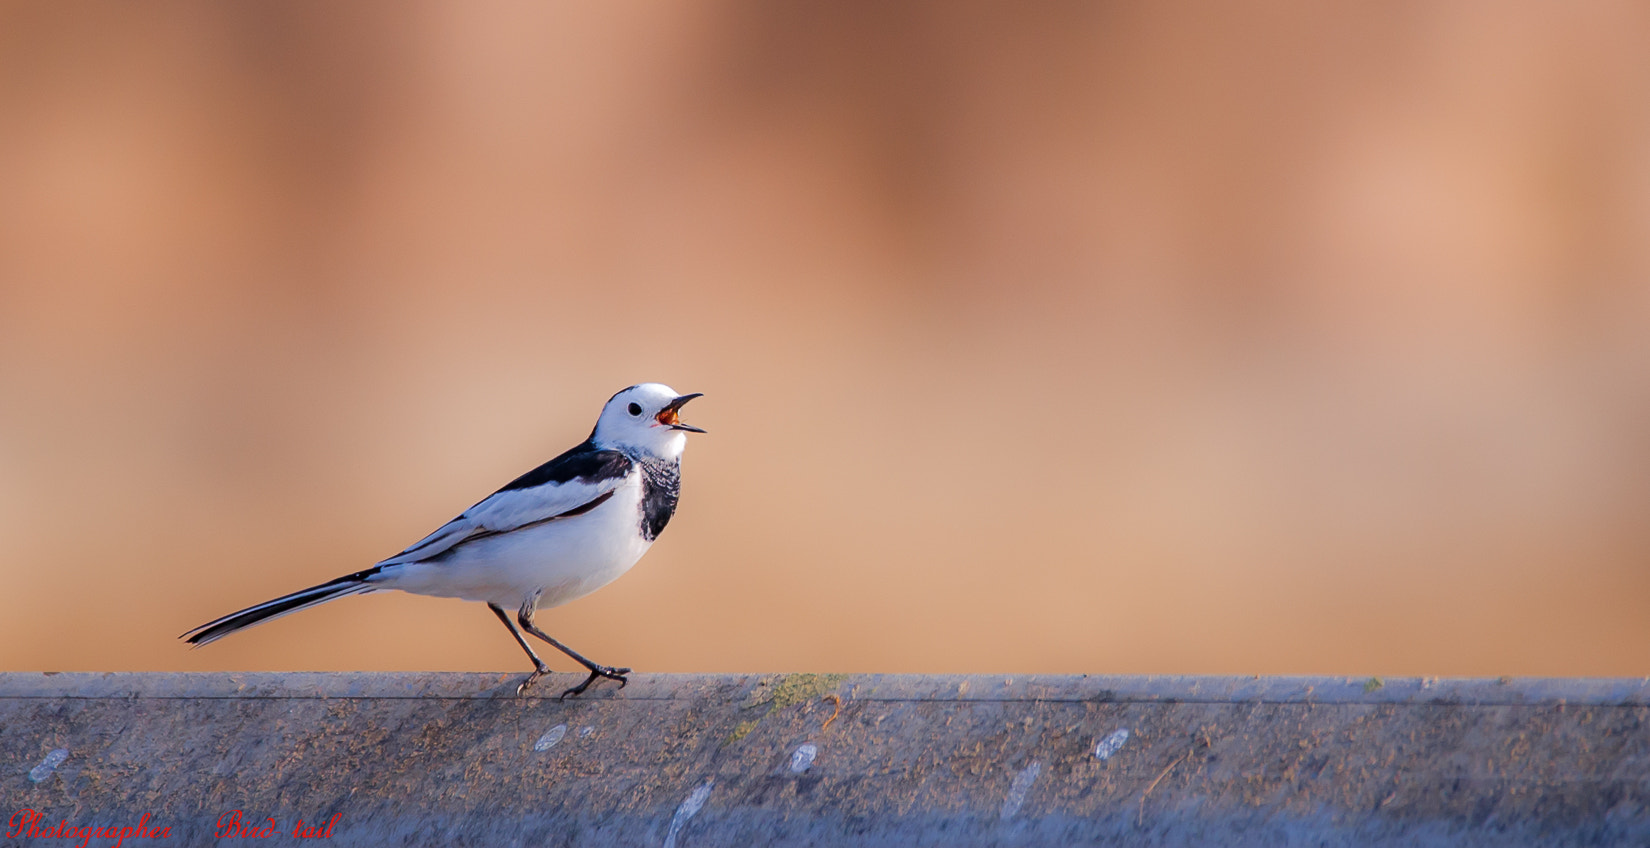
[{"x1": 4, "y1": 673, "x2": 1648, "y2": 846}]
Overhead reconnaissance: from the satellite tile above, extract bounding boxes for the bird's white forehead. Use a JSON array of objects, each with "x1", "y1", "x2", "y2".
[{"x1": 607, "y1": 383, "x2": 680, "y2": 409}]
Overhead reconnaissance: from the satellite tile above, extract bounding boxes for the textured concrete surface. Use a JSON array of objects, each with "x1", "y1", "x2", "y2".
[{"x1": 3, "y1": 672, "x2": 1648, "y2": 846}]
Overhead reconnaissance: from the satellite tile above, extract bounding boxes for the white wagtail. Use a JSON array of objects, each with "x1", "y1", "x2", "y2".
[{"x1": 182, "y1": 383, "x2": 704, "y2": 698}]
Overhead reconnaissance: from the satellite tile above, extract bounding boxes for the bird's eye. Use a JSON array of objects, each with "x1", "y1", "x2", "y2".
[{"x1": 627, "y1": 403, "x2": 642, "y2": 416}]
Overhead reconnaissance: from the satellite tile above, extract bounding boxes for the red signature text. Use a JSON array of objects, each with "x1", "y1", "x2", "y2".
[
  {"x1": 214, "y1": 810, "x2": 277, "y2": 838},
  {"x1": 213, "y1": 810, "x2": 339, "y2": 839},
  {"x1": 6, "y1": 809, "x2": 171, "y2": 848},
  {"x1": 290, "y1": 814, "x2": 341, "y2": 839}
]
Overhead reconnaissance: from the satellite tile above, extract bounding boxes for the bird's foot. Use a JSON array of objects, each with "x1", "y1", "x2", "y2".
[
  {"x1": 559, "y1": 665, "x2": 631, "y2": 700},
  {"x1": 516, "y1": 663, "x2": 554, "y2": 697}
]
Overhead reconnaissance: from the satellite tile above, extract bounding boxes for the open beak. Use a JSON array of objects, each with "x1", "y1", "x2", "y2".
[{"x1": 656, "y1": 393, "x2": 706, "y2": 432}]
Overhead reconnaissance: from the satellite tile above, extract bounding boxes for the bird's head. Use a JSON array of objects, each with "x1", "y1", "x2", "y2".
[{"x1": 591, "y1": 383, "x2": 705, "y2": 459}]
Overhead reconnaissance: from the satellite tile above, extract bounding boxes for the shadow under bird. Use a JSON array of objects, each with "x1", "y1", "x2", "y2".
[{"x1": 182, "y1": 383, "x2": 704, "y2": 698}]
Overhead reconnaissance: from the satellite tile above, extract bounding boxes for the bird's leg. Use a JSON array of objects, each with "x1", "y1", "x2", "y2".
[
  {"x1": 489, "y1": 603, "x2": 553, "y2": 696},
  {"x1": 516, "y1": 604, "x2": 630, "y2": 699}
]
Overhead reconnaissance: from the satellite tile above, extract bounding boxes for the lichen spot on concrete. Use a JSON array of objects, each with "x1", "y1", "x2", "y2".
[
  {"x1": 534, "y1": 725, "x2": 567, "y2": 752},
  {"x1": 726, "y1": 718, "x2": 762, "y2": 744},
  {"x1": 731, "y1": 673, "x2": 847, "y2": 744},
  {"x1": 663, "y1": 780, "x2": 714, "y2": 848},
  {"x1": 1095, "y1": 728, "x2": 1130, "y2": 760},
  {"x1": 790, "y1": 743, "x2": 818, "y2": 773},
  {"x1": 1000, "y1": 761, "x2": 1041, "y2": 820},
  {"x1": 744, "y1": 673, "x2": 847, "y2": 711},
  {"x1": 29, "y1": 748, "x2": 69, "y2": 783}
]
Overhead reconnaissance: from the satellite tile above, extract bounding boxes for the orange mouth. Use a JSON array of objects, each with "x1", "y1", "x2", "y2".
[{"x1": 655, "y1": 393, "x2": 705, "y2": 432}]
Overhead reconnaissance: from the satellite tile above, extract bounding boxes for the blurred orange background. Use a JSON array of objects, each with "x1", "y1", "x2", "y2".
[{"x1": 3, "y1": 2, "x2": 1649, "y2": 677}]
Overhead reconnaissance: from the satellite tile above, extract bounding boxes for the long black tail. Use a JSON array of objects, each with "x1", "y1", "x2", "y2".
[{"x1": 181, "y1": 568, "x2": 380, "y2": 646}]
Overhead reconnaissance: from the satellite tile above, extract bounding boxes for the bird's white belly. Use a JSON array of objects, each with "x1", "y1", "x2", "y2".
[{"x1": 381, "y1": 478, "x2": 652, "y2": 609}]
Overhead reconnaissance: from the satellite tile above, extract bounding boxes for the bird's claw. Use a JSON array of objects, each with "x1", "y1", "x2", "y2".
[
  {"x1": 516, "y1": 664, "x2": 554, "y2": 697},
  {"x1": 559, "y1": 665, "x2": 631, "y2": 700}
]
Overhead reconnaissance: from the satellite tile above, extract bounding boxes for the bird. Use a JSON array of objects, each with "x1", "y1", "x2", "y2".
[{"x1": 181, "y1": 383, "x2": 704, "y2": 699}]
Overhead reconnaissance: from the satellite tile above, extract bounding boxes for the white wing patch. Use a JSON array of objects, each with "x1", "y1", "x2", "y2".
[{"x1": 378, "y1": 474, "x2": 626, "y2": 567}]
